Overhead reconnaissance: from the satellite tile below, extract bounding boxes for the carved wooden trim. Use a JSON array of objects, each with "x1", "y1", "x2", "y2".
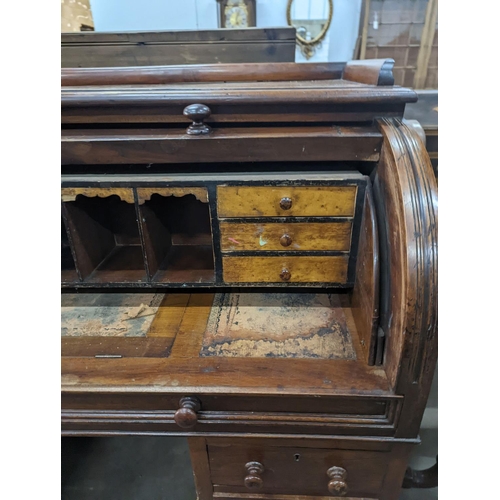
[
  {"x1": 62, "y1": 62, "x2": 346, "y2": 86},
  {"x1": 136, "y1": 187, "x2": 208, "y2": 204},
  {"x1": 343, "y1": 59, "x2": 395, "y2": 86},
  {"x1": 375, "y1": 118, "x2": 437, "y2": 437},
  {"x1": 61, "y1": 187, "x2": 135, "y2": 204}
]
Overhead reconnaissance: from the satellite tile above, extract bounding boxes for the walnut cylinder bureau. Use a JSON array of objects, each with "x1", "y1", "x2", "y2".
[{"x1": 61, "y1": 59, "x2": 438, "y2": 500}]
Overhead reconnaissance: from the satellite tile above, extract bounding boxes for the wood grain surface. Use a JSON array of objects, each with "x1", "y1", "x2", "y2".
[
  {"x1": 222, "y1": 256, "x2": 349, "y2": 284},
  {"x1": 217, "y1": 186, "x2": 357, "y2": 218},
  {"x1": 219, "y1": 221, "x2": 352, "y2": 252}
]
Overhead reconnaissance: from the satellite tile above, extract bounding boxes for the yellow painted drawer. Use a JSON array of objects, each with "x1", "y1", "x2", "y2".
[
  {"x1": 217, "y1": 186, "x2": 357, "y2": 218},
  {"x1": 222, "y1": 256, "x2": 349, "y2": 283},
  {"x1": 220, "y1": 221, "x2": 352, "y2": 252}
]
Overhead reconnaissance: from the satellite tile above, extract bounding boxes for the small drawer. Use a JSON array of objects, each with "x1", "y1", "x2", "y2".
[
  {"x1": 222, "y1": 256, "x2": 349, "y2": 283},
  {"x1": 220, "y1": 221, "x2": 352, "y2": 252},
  {"x1": 208, "y1": 439, "x2": 389, "y2": 498},
  {"x1": 217, "y1": 186, "x2": 357, "y2": 218}
]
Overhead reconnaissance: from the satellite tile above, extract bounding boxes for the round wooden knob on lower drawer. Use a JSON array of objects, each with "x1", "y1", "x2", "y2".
[
  {"x1": 327, "y1": 466, "x2": 348, "y2": 496},
  {"x1": 279, "y1": 197, "x2": 293, "y2": 210},
  {"x1": 280, "y1": 268, "x2": 291, "y2": 281},
  {"x1": 244, "y1": 462, "x2": 264, "y2": 490},
  {"x1": 279, "y1": 234, "x2": 292, "y2": 247},
  {"x1": 174, "y1": 396, "x2": 201, "y2": 429}
]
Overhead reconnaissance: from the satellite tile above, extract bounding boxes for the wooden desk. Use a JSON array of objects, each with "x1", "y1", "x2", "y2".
[{"x1": 61, "y1": 59, "x2": 437, "y2": 500}]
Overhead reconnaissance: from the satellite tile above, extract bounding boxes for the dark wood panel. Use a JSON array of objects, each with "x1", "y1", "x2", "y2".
[
  {"x1": 62, "y1": 28, "x2": 296, "y2": 68},
  {"x1": 208, "y1": 443, "x2": 387, "y2": 497},
  {"x1": 61, "y1": 126, "x2": 382, "y2": 165},
  {"x1": 351, "y1": 184, "x2": 380, "y2": 365},
  {"x1": 374, "y1": 118, "x2": 438, "y2": 438},
  {"x1": 62, "y1": 61, "x2": 346, "y2": 86}
]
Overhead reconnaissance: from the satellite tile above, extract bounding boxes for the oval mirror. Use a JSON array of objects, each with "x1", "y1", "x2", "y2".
[{"x1": 286, "y1": 0, "x2": 334, "y2": 59}]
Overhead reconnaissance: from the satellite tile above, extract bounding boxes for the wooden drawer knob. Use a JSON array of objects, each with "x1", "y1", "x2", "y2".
[
  {"x1": 174, "y1": 396, "x2": 201, "y2": 429},
  {"x1": 183, "y1": 104, "x2": 211, "y2": 135},
  {"x1": 279, "y1": 197, "x2": 293, "y2": 210},
  {"x1": 327, "y1": 466, "x2": 348, "y2": 496},
  {"x1": 244, "y1": 462, "x2": 264, "y2": 490},
  {"x1": 279, "y1": 234, "x2": 292, "y2": 247},
  {"x1": 280, "y1": 268, "x2": 291, "y2": 281}
]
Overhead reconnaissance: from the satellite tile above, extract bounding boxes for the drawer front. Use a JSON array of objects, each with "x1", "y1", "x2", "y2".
[
  {"x1": 223, "y1": 256, "x2": 349, "y2": 283},
  {"x1": 62, "y1": 392, "x2": 401, "y2": 436},
  {"x1": 208, "y1": 440, "x2": 388, "y2": 498},
  {"x1": 220, "y1": 221, "x2": 352, "y2": 252},
  {"x1": 217, "y1": 186, "x2": 357, "y2": 218}
]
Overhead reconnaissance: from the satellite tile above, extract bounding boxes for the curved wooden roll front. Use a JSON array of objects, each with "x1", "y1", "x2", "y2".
[{"x1": 373, "y1": 118, "x2": 438, "y2": 437}]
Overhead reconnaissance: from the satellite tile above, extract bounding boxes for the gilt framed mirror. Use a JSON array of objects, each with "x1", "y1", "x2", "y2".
[{"x1": 286, "y1": 0, "x2": 334, "y2": 59}]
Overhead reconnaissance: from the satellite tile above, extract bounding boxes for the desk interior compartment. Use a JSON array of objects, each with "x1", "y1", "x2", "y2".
[
  {"x1": 61, "y1": 216, "x2": 78, "y2": 283},
  {"x1": 62, "y1": 189, "x2": 147, "y2": 283},
  {"x1": 137, "y1": 189, "x2": 214, "y2": 283}
]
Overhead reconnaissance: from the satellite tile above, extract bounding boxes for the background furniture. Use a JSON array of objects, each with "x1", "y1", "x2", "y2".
[
  {"x1": 61, "y1": 27, "x2": 296, "y2": 67},
  {"x1": 357, "y1": 0, "x2": 438, "y2": 89}
]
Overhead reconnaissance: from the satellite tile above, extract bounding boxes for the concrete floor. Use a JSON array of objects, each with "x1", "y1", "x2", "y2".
[{"x1": 61, "y1": 372, "x2": 437, "y2": 500}]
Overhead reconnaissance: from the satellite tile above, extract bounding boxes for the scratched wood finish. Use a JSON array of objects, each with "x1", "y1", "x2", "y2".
[
  {"x1": 217, "y1": 186, "x2": 357, "y2": 218},
  {"x1": 222, "y1": 256, "x2": 349, "y2": 284},
  {"x1": 61, "y1": 293, "x2": 186, "y2": 358},
  {"x1": 374, "y1": 118, "x2": 438, "y2": 438},
  {"x1": 350, "y1": 185, "x2": 380, "y2": 365},
  {"x1": 200, "y1": 293, "x2": 356, "y2": 360},
  {"x1": 219, "y1": 221, "x2": 352, "y2": 252}
]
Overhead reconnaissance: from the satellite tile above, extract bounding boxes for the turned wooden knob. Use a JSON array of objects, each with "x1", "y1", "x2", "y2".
[
  {"x1": 183, "y1": 104, "x2": 211, "y2": 135},
  {"x1": 279, "y1": 197, "x2": 292, "y2": 210},
  {"x1": 174, "y1": 396, "x2": 201, "y2": 429},
  {"x1": 280, "y1": 268, "x2": 291, "y2": 281},
  {"x1": 244, "y1": 462, "x2": 264, "y2": 490},
  {"x1": 280, "y1": 234, "x2": 292, "y2": 247},
  {"x1": 327, "y1": 466, "x2": 348, "y2": 496}
]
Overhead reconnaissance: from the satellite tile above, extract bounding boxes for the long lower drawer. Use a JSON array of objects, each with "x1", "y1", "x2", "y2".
[{"x1": 61, "y1": 392, "x2": 401, "y2": 436}]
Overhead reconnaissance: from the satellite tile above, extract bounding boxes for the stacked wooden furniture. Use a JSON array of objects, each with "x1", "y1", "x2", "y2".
[
  {"x1": 61, "y1": 28, "x2": 296, "y2": 68},
  {"x1": 61, "y1": 59, "x2": 437, "y2": 500}
]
